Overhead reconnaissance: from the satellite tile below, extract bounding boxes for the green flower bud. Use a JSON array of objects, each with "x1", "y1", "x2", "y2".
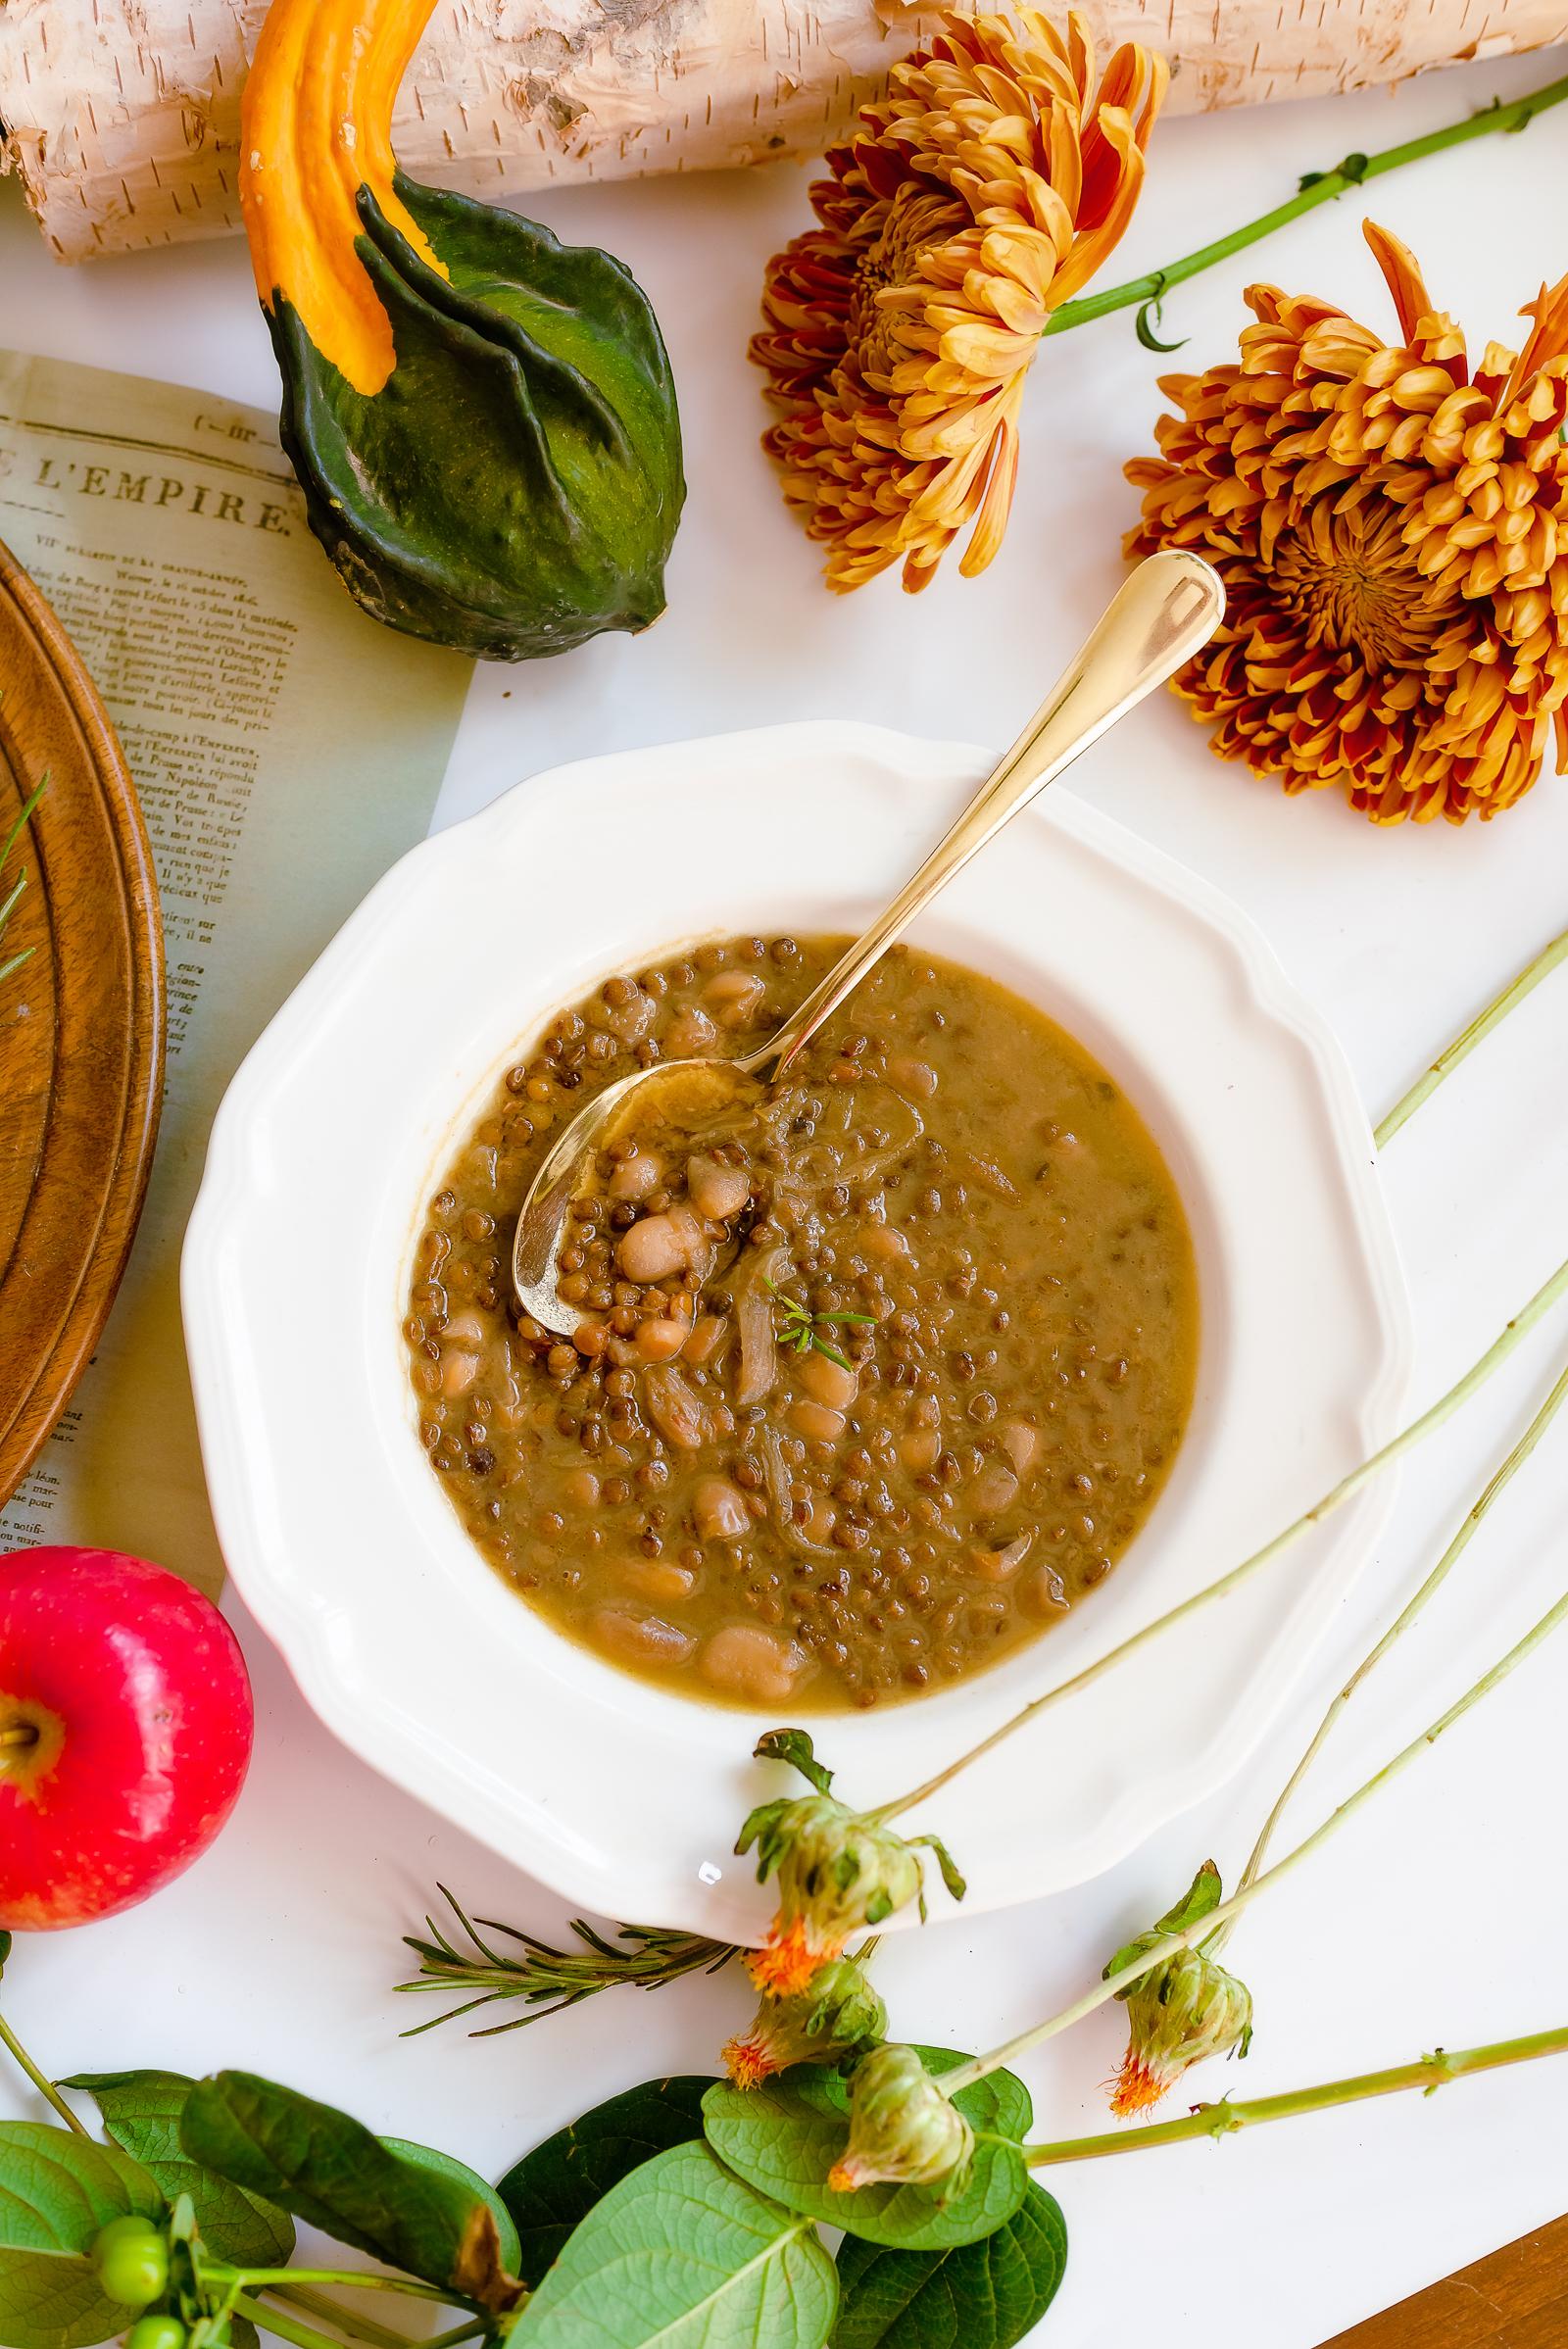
[
  {"x1": 722, "y1": 1955, "x2": 889, "y2": 2088},
  {"x1": 828, "y1": 2042, "x2": 974, "y2": 2195}
]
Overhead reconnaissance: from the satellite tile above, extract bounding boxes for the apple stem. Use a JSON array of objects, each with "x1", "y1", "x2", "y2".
[{"x1": 0, "y1": 2013, "x2": 91, "y2": 2134}]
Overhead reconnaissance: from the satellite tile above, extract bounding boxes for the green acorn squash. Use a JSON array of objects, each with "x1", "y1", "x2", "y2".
[{"x1": 239, "y1": 0, "x2": 685, "y2": 660}]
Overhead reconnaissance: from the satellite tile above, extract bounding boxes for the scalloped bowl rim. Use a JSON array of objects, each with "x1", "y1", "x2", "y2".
[{"x1": 182, "y1": 719, "x2": 1411, "y2": 1939}]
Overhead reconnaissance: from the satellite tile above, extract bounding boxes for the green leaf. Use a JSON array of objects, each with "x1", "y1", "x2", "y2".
[
  {"x1": 911, "y1": 1836, "x2": 966, "y2": 1905},
  {"x1": 0, "y1": 2125, "x2": 165, "y2": 2349},
  {"x1": 62, "y1": 2074, "x2": 294, "y2": 2266},
  {"x1": 0, "y1": 1933, "x2": 12, "y2": 1976},
  {"x1": 380, "y1": 2139, "x2": 520, "y2": 2276},
  {"x1": 1134, "y1": 298, "x2": 1187, "y2": 354},
  {"x1": 832, "y1": 2184, "x2": 1067, "y2": 2349},
  {"x1": 754, "y1": 1729, "x2": 834, "y2": 1796},
  {"x1": 511, "y1": 2140, "x2": 836, "y2": 2349},
  {"x1": 1103, "y1": 1860, "x2": 1222, "y2": 1991},
  {"x1": 497, "y1": 2077, "x2": 712, "y2": 2288},
  {"x1": 179, "y1": 2073, "x2": 488, "y2": 2291},
  {"x1": 702, "y1": 2051, "x2": 1030, "y2": 2253}
]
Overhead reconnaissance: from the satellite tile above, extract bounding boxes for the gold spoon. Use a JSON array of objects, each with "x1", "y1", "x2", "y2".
[{"x1": 514, "y1": 549, "x2": 1225, "y2": 1338}]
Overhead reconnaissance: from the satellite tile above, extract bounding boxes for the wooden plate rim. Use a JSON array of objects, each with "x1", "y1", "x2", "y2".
[{"x1": 0, "y1": 536, "x2": 165, "y2": 1504}]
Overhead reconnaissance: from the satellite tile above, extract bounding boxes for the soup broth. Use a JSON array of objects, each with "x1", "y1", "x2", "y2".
[{"x1": 406, "y1": 935, "x2": 1198, "y2": 1710}]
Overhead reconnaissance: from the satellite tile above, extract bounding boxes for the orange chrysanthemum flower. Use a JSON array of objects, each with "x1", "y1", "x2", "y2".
[
  {"x1": 751, "y1": 8, "x2": 1166, "y2": 592},
  {"x1": 1127, "y1": 221, "x2": 1568, "y2": 823}
]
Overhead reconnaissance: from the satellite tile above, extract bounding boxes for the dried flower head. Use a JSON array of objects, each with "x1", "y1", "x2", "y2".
[
  {"x1": 828, "y1": 2042, "x2": 975, "y2": 2193},
  {"x1": 736, "y1": 1732, "x2": 964, "y2": 1995},
  {"x1": 721, "y1": 1954, "x2": 889, "y2": 2089},
  {"x1": 1102, "y1": 1861, "x2": 1252, "y2": 2118},
  {"x1": 1110, "y1": 1944, "x2": 1253, "y2": 2118},
  {"x1": 752, "y1": 8, "x2": 1166, "y2": 593},
  {"x1": 737, "y1": 1791, "x2": 924, "y2": 1994},
  {"x1": 1127, "y1": 221, "x2": 1568, "y2": 823}
]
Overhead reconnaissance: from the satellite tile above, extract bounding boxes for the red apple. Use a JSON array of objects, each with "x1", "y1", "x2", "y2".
[{"x1": 0, "y1": 1545, "x2": 253, "y2": 1931}]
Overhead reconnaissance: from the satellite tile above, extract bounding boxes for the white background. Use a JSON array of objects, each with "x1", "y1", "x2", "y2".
[{"x1": 5, "y1": 40, "x2": 1568, "y2": 2346}]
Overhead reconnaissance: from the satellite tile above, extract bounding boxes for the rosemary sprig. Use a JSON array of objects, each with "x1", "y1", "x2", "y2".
[
  {"x1": 765, "y1": 1279, "x2": 876, "y2": 1373},
  {"x1": 0, "y1": 777, "x2": 47, "y2": 988},
  {"x1": 396, "y1": 1884, "x2": 737, "y2": 2036}
]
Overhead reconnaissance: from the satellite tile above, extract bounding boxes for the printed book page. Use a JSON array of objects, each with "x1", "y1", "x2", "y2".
[{"x1": 0, "y1": 349, "x2": 472, "y2": 1593}]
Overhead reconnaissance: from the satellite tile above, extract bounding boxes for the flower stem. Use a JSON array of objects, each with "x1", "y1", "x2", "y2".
[
  {"x1": 232, "y1": 2295, "x2": 357, "y2": 2349},
  {"x1": 1375, "y1": 923, "x2": 1568, "y2": 1148},
  {"x1": 214, "y1": 2271, "x2": 453, "y2": 2302},
  {"x1": 871, "y1": 1248, "x2": 1568, "y2": 1826},
  {"x1": 942, "y1": 1569, "x2": 1568, "y2": 2092},
  {"x1": 1219, "y1": 1353, "x2": 1568, "y2": 1928},
  {"x1": 1045, "y1": 73, "x2": 1568, "y2": 341},
  {"x1": 266, "y1": 2286, "x2": 426, "y2": 2349},
  {"x1": 0, "y1": 2012, "x2": 89, "y2": 2135},
  {"x1": 1022, "y1": 2025, "x2": 1568, "y2": 2166}
]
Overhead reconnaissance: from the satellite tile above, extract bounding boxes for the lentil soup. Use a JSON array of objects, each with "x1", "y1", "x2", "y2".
[{"x1": 406, "y1": 936, "x2": 1199, "y2": 1711}]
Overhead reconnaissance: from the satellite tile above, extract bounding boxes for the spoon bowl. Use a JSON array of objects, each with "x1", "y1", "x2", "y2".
[{"x1": 513, "y1": 549, "x2": 1224, "y2": 1336}]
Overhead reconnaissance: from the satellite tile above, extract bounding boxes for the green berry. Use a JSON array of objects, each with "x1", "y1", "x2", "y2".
[
  {"x1": 125, "y1": 2319, "x2": 186, "y2": 2349},
  {"x1": 89, "y1": 2215, "x2": 168, "y2": 2309}
]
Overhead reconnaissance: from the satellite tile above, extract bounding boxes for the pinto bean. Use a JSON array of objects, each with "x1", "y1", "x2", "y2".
[
  {"x1": 698, "y1": 1625, "x2": 809, "y2": 1702},
  {"x1": 969, "y1": 1461, "x2": 1019, "y2": 1516},
  {"x1": 790, "y1": 1399, "x2": 847, "y2": 1444},
  {"x1": 439, "y1": 1310, "x2": 486, "y2": 1396},
  {"x1": 588, "y1": 1608, "x2": 696, "y2": 1665},
  {"x1": 693, "y1": 1476, "x2": 753, "y2": 1541},
  {"x1": 798, "y1": 1351, "x2": 858, "y2": 1411},
  {"x1": 635, "y1": 1316, "x2": 691, "y2": 1362},
  {"x1": 618, "y1": 1206, "x2": 704, "y2": 1283},
  {"x1": 703, "y1": 969, "x2": 766, "y2": 1027},
  {"x1": 663, "y1": 1004, "x2": 718, "y2": 1056},
  {"x1": 687, "y1": 1152, "x2": 752, "y2": 1221},
  {"x1": 619, "y1": 1561, "x2": 699, "y2": 1604},
  {"x1": 609, "y1": 1149, "x2": 663, "y2": 1202},
  {"x1": 1000, "y1": 1420, "x2": 1041, "y2": 1478},
  {"x1": 888, "y1": 1054, "x2": 939, "y2": 1100}
]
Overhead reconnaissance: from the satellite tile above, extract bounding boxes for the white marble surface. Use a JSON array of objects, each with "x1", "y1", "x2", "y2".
[{"x1": 6, "y1": 43, "x2": 1568, "y2": 2346}]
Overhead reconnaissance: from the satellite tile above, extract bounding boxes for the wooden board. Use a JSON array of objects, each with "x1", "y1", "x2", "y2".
[
  {"x1": 1324, "y1": 2213, "x2": 1568, "y2": 2346},
  {"x1": 0, "y1": 535, "x2": 164, "y2": 1505}
]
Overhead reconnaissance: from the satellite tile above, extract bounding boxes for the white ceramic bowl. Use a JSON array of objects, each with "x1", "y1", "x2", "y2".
[{"x1": 183, "y1": 722, "x2": 1410, "y2": 1940}]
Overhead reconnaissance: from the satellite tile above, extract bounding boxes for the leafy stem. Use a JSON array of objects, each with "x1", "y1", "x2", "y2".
[
  {"x1": 231, "y1": 2295, "x2": 371, "y2": 2349},
  {"x1": 1022, "y1": 2025, "x2": 1568, "y2": 2165},
  {"x1": 212, "y1": 2270, "x2": 454, "y2": 2301},
  {"x1": 765, "y1": 1280, "x2": 876, "y2": 1374},
  {"x1": 869, "y1": 1247, "x2": 1568, "y2": 1825},
  {"x1": 397, "y1": 1884, "x2": 737, "y2": 2035},
  {"x1": 1045, "y1": 71, "x2": 1568, "y2": 345},
  {"x1": 0, "y1": 1998, "x2": 89, "y2": 2136},
  {"x1": 1376, "y1": 921, "x2": 1568, "y2": 1146},
  {"x1": 1217, "y1": 1353, "x2": 1568, "y2": 1933},
  {"x1": 943, "y1": 1564, "x2": 1568, "y2": 2090},
  {"x1": 265, "y1": 2284, "x2": 434, "y2": 2349}
]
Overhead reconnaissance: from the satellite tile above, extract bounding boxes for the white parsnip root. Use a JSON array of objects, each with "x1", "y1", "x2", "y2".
[{"x1": 0, "y1": 0, "x2": 1563, "y2": 265}]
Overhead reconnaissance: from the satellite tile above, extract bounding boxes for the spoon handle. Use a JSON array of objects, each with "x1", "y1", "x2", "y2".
[{"x1": 747, "y1": 549, "x2": 1225, "y2": 1085}]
